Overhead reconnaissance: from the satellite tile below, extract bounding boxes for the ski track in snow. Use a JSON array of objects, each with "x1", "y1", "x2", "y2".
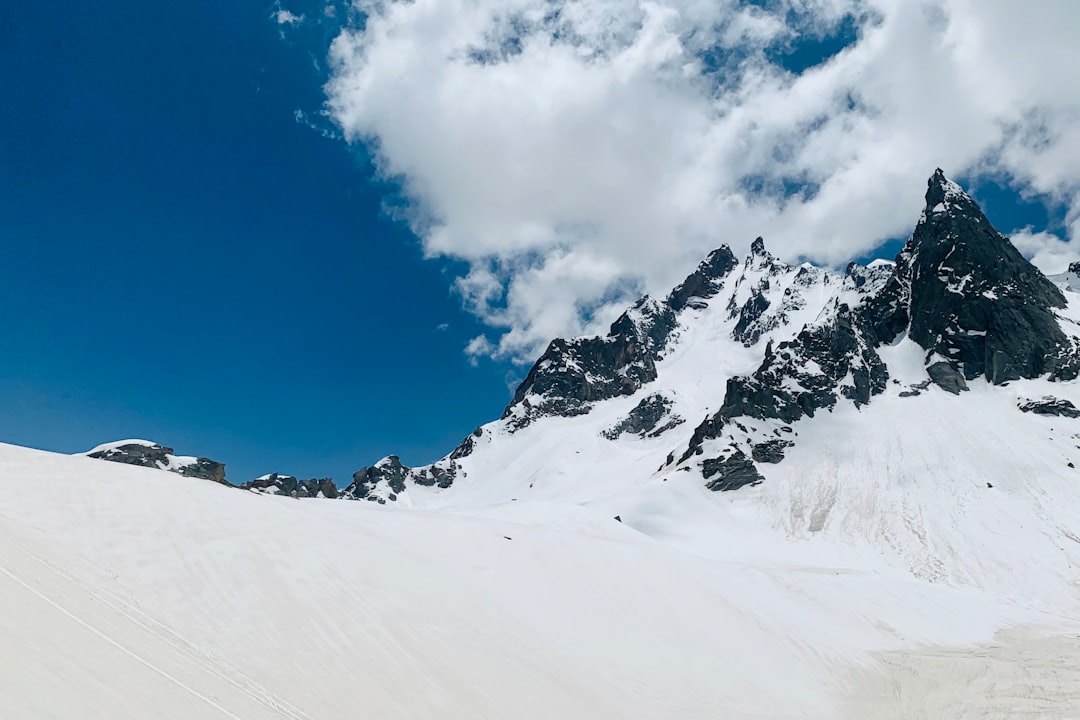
[{"x1": 0, "y1": 523, "x2": 307, "y2": 720}]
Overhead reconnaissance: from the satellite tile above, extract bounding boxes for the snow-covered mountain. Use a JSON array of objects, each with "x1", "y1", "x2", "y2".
[
  {"x1": 7, "y1": 169, "x2": 1080, "y2": 718},
  {"x1": 346, "y1": 170, "x2": 1080, "y2": 508}
]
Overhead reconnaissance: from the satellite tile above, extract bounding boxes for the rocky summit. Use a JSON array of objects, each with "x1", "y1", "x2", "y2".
[
  {"x1": 240, "y1": 473, "x2": 339, "y2": 498},
  {"x1": 85, "y1": 439, "x2": 228, "y2": 485}
]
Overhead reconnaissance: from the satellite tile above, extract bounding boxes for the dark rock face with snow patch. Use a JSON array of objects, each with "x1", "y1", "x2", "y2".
[
  {"x1": 702, "y1": 449, "x2": 764, "y2": 491},
  {"x1": 87, "y1": 441, "x2": 228, "y2": 485},
  {"x1": 899, "y1": 169, "x2": 1071, "y2": 384},
  {"x1": 503, "y1": 247, "x2": 738, "y2": 430},
  {"x1": 666, "y1": 246, "x2": 740, "y2": 313},
  {"x1": 88, "y1": 442, "x2": 174, "y2": 468},
  {"x1": 751, "y1": 439, "x2": 793, "y2": 464},
  {"x1": 680, "y1": 289, "x2": 890, "y2": 469},
  {"x1": 241, "y1": 474, "x2": 338, "y2": 498},
  {"x1": 344, "y1": 455, "x2": 457, "y2": 502},
  {"x1": 1018, "y1": 397, "x2": 1080, "y2": 418},
  {"x1": 602, "y1": 394, "x2": 684, "y2": 440},
  {"x1": 926, "y1": 362, "x2": 968, "y2": 394}
]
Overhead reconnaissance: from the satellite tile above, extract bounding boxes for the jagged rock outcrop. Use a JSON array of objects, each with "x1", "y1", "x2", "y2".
[
  {"x1": 751, "y1": 439, "x2": 793, "y2": 464},
  {"x1": 679, "y1": 270, "x2": 891, "y2": 470},
  {"x1": 343, "y1": 455, "x2": 457, "y2": 502},
  {"x1": 503, "y1": 247, "x2": 738, "y2": 430},
  {"x1": 1018, "y1": 396, "x2": 1080, "y2": 418},
  {"x1": 675, "y1": 169, "x2": 1077, "y2": 488},
  {"x1": 85, "y1": 440, "x2": 228, "y2": 485},
  {"x1": 339, "y1": 427, "x2": 485, "y2": 502},
  {"x1": 240, "y1": 474, "x2": 338, "y2": 498},
  {"x1": 602, "y1": 394, "x2": 684, "y2": 440},
  {"x1": 701, "y1": 448, "x2": 764, "y2": 491}
]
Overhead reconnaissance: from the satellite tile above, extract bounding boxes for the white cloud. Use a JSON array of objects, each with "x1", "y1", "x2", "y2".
[
  {"x1": 325, "y1": 0, "x2": 1080, "y2": 362},
  {"x1": 1010, "y1": 230, "x2": 1074, "y2": 275},
  {"x1": 274, "y1": 7, "x2": 305, "y2": 26}
]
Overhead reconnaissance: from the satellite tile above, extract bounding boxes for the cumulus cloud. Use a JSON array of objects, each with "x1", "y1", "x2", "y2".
[{"x1": 324, "y1": 0, "x2": 1080, "y2": 362}]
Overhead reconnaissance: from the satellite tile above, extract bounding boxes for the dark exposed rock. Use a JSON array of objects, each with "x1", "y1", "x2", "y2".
[
  {"x1": 682, "y1": 299, "x2": 889, "y2": 465},
  {"x1": 449, "y1": 427, "x2": 484, "y2": 460},
  {"x1": 502, "y1": 306, "x2": 661, "y2": 429},
  {"x1": 732, "y1": 288, "x2": 771, "y2": 346},
  {"x1": 667, "y1": 246, "x2": 739, "y2": 312},
  {"x1": 503, "y1": 246, "x2": 738, "y2": 430},
  {"x1": 88, "y1": 442, "x2": 173, "y2": 468},
  {"x1": 349, "y1": 456, "x2": 410, "y2": 497},
  {"x1": 1069, "y1": 261, "x2": 1080, "y2": 275},
  {"x1": 87, "y1": 441, "x2": 229, "y2": 486},
  {"x1": 1018, "y1": 396, "x2": 1080, "y2": 418},
  {"x1": 702, "y1": 449, "x2": 765, "y2": 492},
  {"x1": 751, "y1": 439, "x2": 793, "y2": 464},
  {"x1": 410, "y1": 462, "x2": 456, "y2": 489},
  {"x1": 900, "y1": 169, "x2": 1069, "y2": 384},
  {"x1": 344, "y1": 455, "x2": 457, "y2": 500},
  {"x1": 728, "y1": 239, "x2": 829, "y2": 348},
  {"x1": 240, "y1": 474, "x2": 338, "y2": 498},
  {"x1": 178, "y1": 459, "x2": 228, "y2": 485},
  {"x1": 926, "y1": 361, "x2": 969, "y2": 394},
  {"x1": 602, "y1": 394, "x2": 683, "y2": 440},
  {"x1": 673, "y1": 169, "x2": 1077, "y2": 491}
]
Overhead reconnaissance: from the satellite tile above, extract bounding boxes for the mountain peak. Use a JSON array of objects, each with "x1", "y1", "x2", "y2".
[
  {"x1": 899, "y1": 171, "x2": 1073, "y2": 383},
  {"x1": 923, "y1": 168, "x2": 972, "y2": 216}
]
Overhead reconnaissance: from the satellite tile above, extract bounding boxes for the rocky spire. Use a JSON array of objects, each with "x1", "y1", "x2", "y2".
[{"x1": 898, "y1": 169, "x2": 1071, "y2": 383}]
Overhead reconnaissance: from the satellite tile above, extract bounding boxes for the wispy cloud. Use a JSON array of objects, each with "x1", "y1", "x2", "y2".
[
  {"x1": 294, "y1": 109, "x2": 341, "y2": 140},
  {"x1": 324, "y1": 0, "x2": 1080, "y2": 362}
]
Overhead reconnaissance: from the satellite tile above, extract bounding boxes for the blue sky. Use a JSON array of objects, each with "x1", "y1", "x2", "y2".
[
  {"x1": 0, "y1": 1, "x2": 1071, "y2": 484},
  {"x1": 0, "y1": 1, "x2": 514, "y2": 482}
]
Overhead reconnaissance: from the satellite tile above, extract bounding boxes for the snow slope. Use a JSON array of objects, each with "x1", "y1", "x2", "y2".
[{"x1": 3, "y1": 434, "x2": 1080, "y2": 719}]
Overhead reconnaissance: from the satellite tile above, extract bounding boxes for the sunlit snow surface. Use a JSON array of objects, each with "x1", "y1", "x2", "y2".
[{"x1": 4, "y1": 268, "x2": 1080, "y2": 717}]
